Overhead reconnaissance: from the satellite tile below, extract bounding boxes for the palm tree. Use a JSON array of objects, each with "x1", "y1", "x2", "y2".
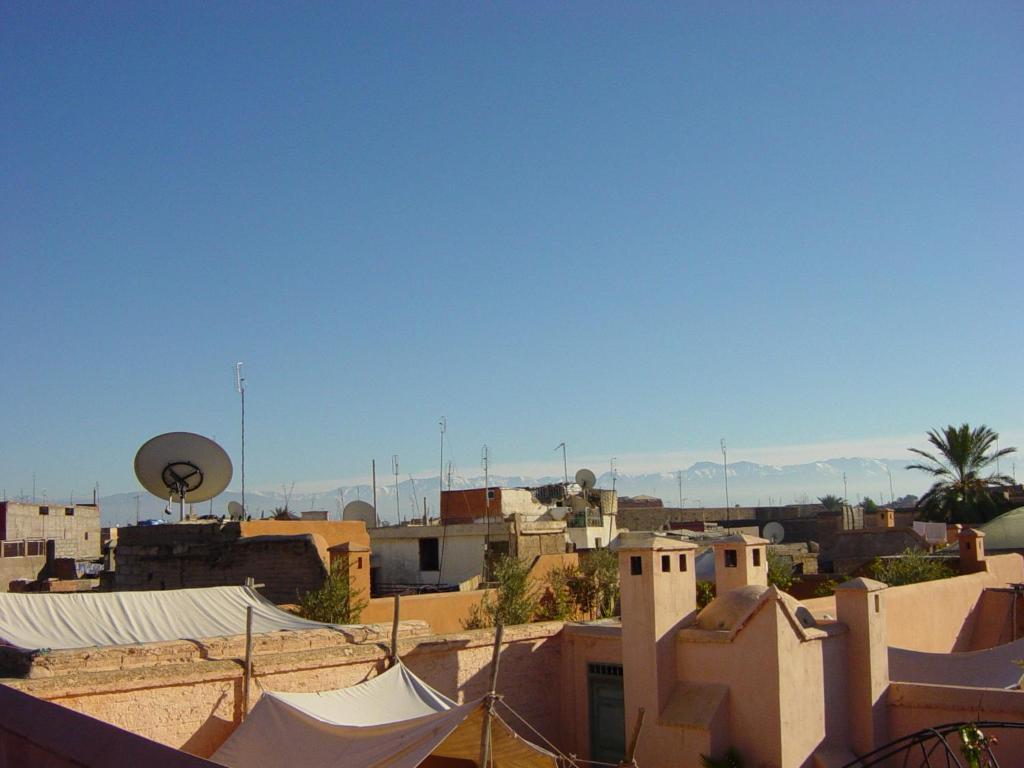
[
  {"x1": 817, "y1": 494, "x2": 845, "y2": 512},
  {"x1": 907, "y1": 424, "x2": 1017, "y2": 524}
]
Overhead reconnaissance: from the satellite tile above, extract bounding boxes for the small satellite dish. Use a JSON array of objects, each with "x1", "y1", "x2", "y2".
[
  {"x1": 343, "y1": 500, "x2": 377, "y2": 528},
  {"x1": 227, "y1": 501, "x2": 245, "y2": 521},
  {"x1": 575, "y1": 468, "x2": 597, "y2": 490},
  {"x1": 763, "y1": 521, "x2": 785, "y2": 544}
]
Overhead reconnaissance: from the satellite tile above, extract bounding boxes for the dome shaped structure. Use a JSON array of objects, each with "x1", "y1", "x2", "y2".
[{"x1": 695, "y1": 584, "x2": 817, "y2": 632}]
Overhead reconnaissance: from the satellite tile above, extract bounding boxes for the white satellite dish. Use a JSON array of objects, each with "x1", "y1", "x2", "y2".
[
  {"x1": 763, "y1": 521, "x2": 785, "y2": 544},
  {"x1": 575, "y1": 468, "x2": 597, "y2": 490},
  {"x1": 134, "y1": 432, "x2": 233, "y2": 522},
  {"x1": 227, "y1": 501, "x2": 245, "y2": 521},
  {"x1": 343, "y1": 500, "x2": 377, "y2": 528}
]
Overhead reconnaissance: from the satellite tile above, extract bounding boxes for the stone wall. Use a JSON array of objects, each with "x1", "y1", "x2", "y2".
[
  {"x1": 4, "y1": 621, "x2": 564, "y2": 760},
  {"x1": 115, "y1": 523, "x2": 331, "y2": 604}
]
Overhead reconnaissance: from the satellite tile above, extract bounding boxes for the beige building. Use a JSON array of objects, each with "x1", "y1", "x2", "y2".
[{"x1": 0, "y1": 501, "x2": 101, "y2": 589}]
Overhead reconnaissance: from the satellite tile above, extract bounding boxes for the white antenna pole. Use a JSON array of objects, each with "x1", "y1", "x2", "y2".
[
  {"x1": 392, "y1": 455, "x2": 401, "y2": 523},
  {"x1": 439, "y1": 417, "x2": 446, "y2": 520},
  {"x1": 887, "y1": 465, "x2": 895, "y2": 505},
  {"x1": 235, "y1": 363, "x2": 246, "y2": 516},
  {"x1": 843, "y1": 472, "x2": 848, "y2": 502},
  {"x1": 610, "y1": 457, "x2": 617, "y2": 493},
  {"x1": 720, "y1": 438, "x2": 729, "y2": 509},
  {"x1": 677, "y1": 470, "x2": 683, "y2": 509}
]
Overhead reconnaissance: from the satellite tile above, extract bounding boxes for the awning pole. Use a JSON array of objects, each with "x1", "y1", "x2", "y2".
[
  {"x1": 242, "y1": 605, "x2": 254, "y2": 719},
  {"x1": 390, "y1": 594, "x2": 401, "y2": 666},
  {"x1": 479, "y1": 622, "x2": 504, "y2": 768}
]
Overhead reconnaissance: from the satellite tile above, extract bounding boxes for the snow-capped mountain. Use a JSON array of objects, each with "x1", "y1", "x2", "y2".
[{"x1": 97, "y1": 457, "x2": 926, "y2": 527}]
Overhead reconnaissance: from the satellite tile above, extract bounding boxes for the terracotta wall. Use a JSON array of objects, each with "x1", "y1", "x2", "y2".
[
  {"x1": 440, "y1": 488, "x2": 502, "y2": 524},
  {"x1": 362, "y1": 589, "x2": 495, "y2": 635},
  {"x1": 559, "y1": 624, "x2": 623, "y2": 760},
  {"x1": 802, "y1": 553, "x2": 1024, "y2": 652}
]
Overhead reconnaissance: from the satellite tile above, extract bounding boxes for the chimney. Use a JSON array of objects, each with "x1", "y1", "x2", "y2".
[
  {"x1": 958, "y1": 528, "x2": 987, "y2": 574},
  {"x1": 835, "y1": 577, "x2": 889, "y2": 755},
  {"x1": 712, "y1": 534, "x2": 768, "y2": 594},
  {"x1": 613, "y1": 532, "x2": 697, "y2": 765}
]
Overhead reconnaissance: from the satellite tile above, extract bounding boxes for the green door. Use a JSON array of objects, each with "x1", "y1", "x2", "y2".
[{"x1": 588, "y1": 663, "x2": 625, "y2": 763}]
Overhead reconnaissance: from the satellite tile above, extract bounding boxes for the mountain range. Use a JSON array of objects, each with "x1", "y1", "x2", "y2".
[{"x1": 95, "y1": 457, "x2": 927, "y2": 527}]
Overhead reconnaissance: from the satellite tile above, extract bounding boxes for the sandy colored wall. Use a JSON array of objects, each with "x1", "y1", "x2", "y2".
[
  {"x1": 362, "y1": 589, "x2": 496, "y2": 635},
  {"x1": 559, "y1": 624, "x2": 623, "y2": 761},
  {"x1": 888, "y1": 682, "x2": 1024, "y2": 759},
  {"x1": 371, "y1": 526, "x2": 504, "y2": 586},
  {"x1": 6, "y1": 622, "x2": 563, "y2": 760},
  {"x1": 800, "y1": 554, "x2": 1024, "y2": 653}
]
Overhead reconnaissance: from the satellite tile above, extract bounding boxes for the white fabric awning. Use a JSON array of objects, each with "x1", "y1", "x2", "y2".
[
  {"x1": 211, "y1": 662, "x2": 558, "y2": 768},
  {"x1": 889, "y1": 637, "x2": 1024, "y2": 690},
  {"x1": 0, "y1": 586, "x2": 342, "y2": 651}
]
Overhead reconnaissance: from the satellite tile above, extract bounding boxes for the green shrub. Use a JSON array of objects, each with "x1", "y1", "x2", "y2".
[
  {"x1": 298, "y1": 559, "x2": 367, "y2": 624},
  {"x1": 767, "y1": 550, "x2": 797, "y2": 591},
  {"x1": 869, "y1": 548, "x2": 956, "y2": 587},
  {"x1": 697, "y1": 581, "x2": 716, "y2": 609},
  {"x1": 462, "y1": 554, "x2": 538, "y2": 629}
]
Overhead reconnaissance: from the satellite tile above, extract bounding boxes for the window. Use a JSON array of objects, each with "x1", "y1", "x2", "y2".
[
  {"x1": 2, "y1": 542, "x2": 24, "y2": 558},
  {"x1": 84, "y1": 531, "x2": 89, "y2": 540},
  {"x1": 752, "y1": 548, "x2": 761, "y2": 567},
  {"x1": 661, "y1": 554, "x2": 671, "y2": 573},
  {"x1": 630, "y1": 556, "x2": 642, "y2": 576},
  {"x1": 486, "y1": 489, "x2": 496, "y2": 500},
  {"x1": 874, "y1": 595, "x2": 880, "y2": 613},
  {"x1": 724, "y1": 549, "x2": 738, "y2": 568},
  {"x1": 38, "y1": 506, "x2": 49, "y2": 516},
  {"x1": 64, "y1": 507, "x2": 75, "y2": 516},
  {"x1": 26, "y1": 540, "x2": 44, "y2": 557},
  {"x1": 419, "y1": 538, "x2": 440, "y2": 571},
  {"x1": 679, "y1": 554, "x2": 688, "y2": 572},
  {"x1": 356, "y1": 556, "x2": 363, "y2": 569}
]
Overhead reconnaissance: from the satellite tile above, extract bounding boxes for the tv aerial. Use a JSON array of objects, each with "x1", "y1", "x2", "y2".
[
  {"x1": 343, "y1": 500, "x2": 377, "y2": 528},
  {"x1": 575, "y1": 468, "x2": 597, "y2": 491},
  {"x1": 134, "y1": 432, "x2": 233, "y2": 522},
  {"x1": 763, "y1": 521, "x2": 785, "y2": 544}
]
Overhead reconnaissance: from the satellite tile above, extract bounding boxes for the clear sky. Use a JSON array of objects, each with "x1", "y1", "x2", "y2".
[{"x1": 2, "y1": 2, "x2": 1022, "y2": 501}]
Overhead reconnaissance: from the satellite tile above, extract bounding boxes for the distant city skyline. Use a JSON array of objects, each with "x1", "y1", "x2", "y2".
[{"x1": 2, "y1": 4, "x2": 1021, "y2": 502}]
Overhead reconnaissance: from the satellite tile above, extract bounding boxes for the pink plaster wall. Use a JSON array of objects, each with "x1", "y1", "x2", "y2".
[{"x1": 559, "y1": 625, "x2": 623, "y2": 760}]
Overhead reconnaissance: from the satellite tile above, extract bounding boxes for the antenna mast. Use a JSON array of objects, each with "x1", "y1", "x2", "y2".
[
  {"x1": 234, "y1": 362, "x2": 246, "y2": 516},
  {"x1": 720, "y1": 438, "x2": 730, "y2": 509},
  {"x1": 392, "y1": 455, "x2": 401, "y2": 523},
  {"x1": 439, "y1": 417, "x2": 446, "y2": 520},
  {"x1": 555, "y1": 442, "x2": 568, "y2": 486},
  {"x1": 482, "y1": 444, "x2": 490, "y2": 579}
]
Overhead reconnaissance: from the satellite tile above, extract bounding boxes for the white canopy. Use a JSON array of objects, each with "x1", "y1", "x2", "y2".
[
  {"x1": 0, "y1": 586, "x2": 340, "y2": 651},
  {"x1": 212, "y1": 662, "x2": 559, "y2": 768}
]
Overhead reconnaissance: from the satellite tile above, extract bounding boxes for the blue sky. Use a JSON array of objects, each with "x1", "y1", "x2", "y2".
[{"x1": 2, "y1": 2, "x2": 1022, "y2": 500}]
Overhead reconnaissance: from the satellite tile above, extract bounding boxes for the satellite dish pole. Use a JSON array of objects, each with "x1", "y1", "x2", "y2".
[{"x1": 234, "y1": 362, "x2": 246, "y2": 516}]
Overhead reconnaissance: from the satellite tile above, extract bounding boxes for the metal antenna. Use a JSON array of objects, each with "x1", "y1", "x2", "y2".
[
  {"x1": 234, "y1": 362, "x2": 246, "y2": 516},
  {"x1": 482, "y1": 445, "x2": 490, "y2": 578},
  {"x1": 554, "y1": 442, "x2": 568, "y2": 485},
  {"x1": 843, "y1": 472, "x2": 848, "y2": 502},
  {"x1": 887, "y1": 464, "x2": 895, "y2": 505},
  {"x1": 677, "y1": 470, "x2": 683, "y2": 509},
  {"x1": 610, "y1": 457, "x2": 618, "y2": 492},
  {"x1": 439, "y1": 417, "x2": 446, "y2": 518},
  {"x1": 720, "y1": 439, "x2": 730, "y2": 509},
  {"x1": 392, "y1": 455, "x2": 401, "y2": 523}
]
